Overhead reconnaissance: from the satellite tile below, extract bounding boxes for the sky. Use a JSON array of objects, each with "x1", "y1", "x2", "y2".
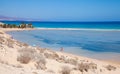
[{"x1": 0, "y1": 0, "x2": 120, "y2": 21}]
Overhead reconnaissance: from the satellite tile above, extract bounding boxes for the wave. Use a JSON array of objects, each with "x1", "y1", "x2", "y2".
[{"x1": 35, "y1": 27, "x2": 120, "y2": 31}]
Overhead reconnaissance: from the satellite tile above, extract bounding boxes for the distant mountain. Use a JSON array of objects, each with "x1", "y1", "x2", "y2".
[
  {"x1": 0, "y1": 15, "x2": 40, "y2": 21},
  {"x1": 0, "y1": 15, "x2": 13, "y2": 21}
]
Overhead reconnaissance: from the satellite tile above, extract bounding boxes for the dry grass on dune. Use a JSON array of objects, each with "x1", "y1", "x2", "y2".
[
  {"x1": 34, "y1": 53, "x2": 46, "y2": 70},
  {"x1": 0, "y1": 36, "x2": 5, "y2": 45},
  {"x1": 17, "y1": 48, "x2": 35, "y2": 64},
  {"x1": 6, "y1": 39, "x2": 14, "y2": 48},
  {"x1": 37, "y1": 48, "x2": 46, "y2": 53},
  {"x1": 56, "y1": 55, "x2": 78, "y2": 66},
  {"x1": 0, "y1": 38, "x2": 4, "y2": 45},
  {"x1": 65, "y1": 58, "x2": 78, "y2": 65},
  {"x1": 17, "y1": 47, "x2": 46, "y2": 70},
  {"x1": 77, "y1": 62, "x2": 97, "y2": 72},
  {"x1": 105, "y1": 65, "x2": 116, "y2": 71},
  {"x1": 15, "y1": 40, "x2": 29, "y2": 47},
  {"x1": 44, "y1": 51, "x2": 59, "y2": 59}
]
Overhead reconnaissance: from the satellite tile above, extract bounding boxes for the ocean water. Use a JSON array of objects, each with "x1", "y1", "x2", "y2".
[
  {"x1": 4, "y1": 21, "x2": 120, "y2": 61},
  {"x1": 2, "y1": 21, "x2": 120, "y2": 29}
]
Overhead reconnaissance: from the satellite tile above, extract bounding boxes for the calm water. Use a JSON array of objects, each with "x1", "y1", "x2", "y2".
[
  {"x1": 5, "y1": 21, "x2": 120, "y2": 61},
  {"x1": 2, "y1": 21, "x2": 120, "y2": 29},
  {"x1": 7, "y1": 30, "x2": 120, "y2": 61},
  {"x1": 8, "y1": 30, "x2": 120, "y2": 52}
]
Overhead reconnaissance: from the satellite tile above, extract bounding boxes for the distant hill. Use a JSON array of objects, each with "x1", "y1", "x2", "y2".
[
  {"x1": 0, "y1": 15, "x2": 13, "y2": 21},
  {"x1": 0, "y1": 15, "x2": 40, "y2": 21}
]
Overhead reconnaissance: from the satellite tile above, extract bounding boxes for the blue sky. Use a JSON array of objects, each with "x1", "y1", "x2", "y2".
[{"x1": 0, "y1": 0, "x2": 120, "y2": 21}]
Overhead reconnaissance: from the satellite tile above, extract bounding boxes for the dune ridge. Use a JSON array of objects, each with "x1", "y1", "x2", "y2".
[{"x1": 0, "y1": 28, "x2": 120, "y2": 74}]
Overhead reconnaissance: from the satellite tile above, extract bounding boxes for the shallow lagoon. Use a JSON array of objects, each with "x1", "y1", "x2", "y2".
[{"x1": 8, "y1": 30, "x2": 120, "y2": 62}]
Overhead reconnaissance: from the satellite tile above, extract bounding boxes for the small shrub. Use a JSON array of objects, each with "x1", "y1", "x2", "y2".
[
  {"x1": 35, "y1": 63, "x2": 46, "y2": 70},
  {"x1": 105, "y1": 65, "x2": 116, "y2": 71},
  {"x1": 53, "y1": 52, "x2": 59, "y2": 59},
  {"x1": 57, "y1": 55, "x2": 66, "y2": 63},
  {"x1": 77, "y1": 62, "x2": 97, "y2": 72},
  {"x1": 34, "y1": 54, "x2": 46, "y2": 70},
  {"x1": 18, "y1": 48, "x2": 36, "y2": 55},
  {"x1": 22, "y1": 43, "x2": 29, "y2": 47},
  {"x1": 17, "y1": 48, "x2": 35, "y2": 64},
  {"x1": 44, "y1": 53, "x2": 51, "y2": 58},
  {"x1": 34, "y1": 54, "x2": 46, "y2": 65},
  {"x1": 16, "y1": 41, "x2": 28, "y2": 47},
  {"x1": 7, "y1": 42, "x2": 14, "y2": 48},
  {"x1": 61, "y1": 66, "x2": 71, "y2": 74},
  {"x1": 58, "y1": 56, "x2": 78, "y2": 65},
  {"x1": 37, "y1": 48, "x2": 46, "y2": 53},
  {"x1": 67, "y1": 58, "x2": 78, "y2": 65},
  {"x1": 0, "y1": 38, "x2": 4, "y2": 44},
  {"x1": 44, "y1": 52, "x2": 59, "y2": 59},
  {"x1": 78, "y1": 63, "x2": 89, "y2": 72},
  {"x1": 17, "y1": 48, "x2": 47, "y2": 69},
  {"x1": 17, "y1": 52, "x2": 31, "y2": 64},
  {"x1": 89, "y1": 63, "x2": 97, "y2": 69}
]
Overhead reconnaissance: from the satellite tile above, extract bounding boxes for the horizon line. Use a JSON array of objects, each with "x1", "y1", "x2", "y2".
[{"x1": 1, "y1": 20, "x2": 120, "y2": 23}]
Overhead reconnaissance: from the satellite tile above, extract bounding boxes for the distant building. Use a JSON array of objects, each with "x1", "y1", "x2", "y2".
[
  {"x1": 19, "y1": 23, "x2": 33, "y2": 28},
  {"x1": 0, "y1": 22, "x2": 33, "y2": 28},
  {"x1": 27, "y1": 23, "x2": 33, "y2": 28}
]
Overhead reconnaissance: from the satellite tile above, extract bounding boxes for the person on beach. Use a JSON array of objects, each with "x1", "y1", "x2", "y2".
[
  {"x1": 60, "y1": 47, "x2": 64, "y2": 51},
  {"x1": 11, "y1": 36, "x2": 13, "y2": 39}
]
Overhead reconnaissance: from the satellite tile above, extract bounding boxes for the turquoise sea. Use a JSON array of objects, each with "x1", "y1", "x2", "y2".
[
  {"x1": 3, "y1": 21, "x2": 120, "y2": 62},
  {"x1": 2, "y1": 21, "x2": 120, "y2": 29}
]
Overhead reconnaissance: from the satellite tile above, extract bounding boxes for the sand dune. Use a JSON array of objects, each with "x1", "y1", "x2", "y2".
[{"x1": 0, "y1": 28, "x2": 120, "y2": 74}]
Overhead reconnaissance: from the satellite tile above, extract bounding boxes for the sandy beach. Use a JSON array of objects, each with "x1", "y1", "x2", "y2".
[
  {"x1": 0, "y1": 28, "x2": 120, "y2": 74},
  {"x1": 0, "y1": 28, "x2": 35, "y2": 32}
]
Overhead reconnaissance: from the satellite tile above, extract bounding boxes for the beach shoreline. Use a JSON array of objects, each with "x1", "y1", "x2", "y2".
[
  {"x1": 1, "y1": 28, "x2": 120, "y2": 64},
  {"x1": 1, "y1": 27, "x2": 120, "y2": 32},
  {"x1": 2, "y1": 28, "x2": 120, "y2": 64},
  {"x1": 36, "y1": 27, "x2": 120, "y2": 31},
  {"x1": 0, "y1": 28, "x2": 120, "y2": 74},
  {"x1": 0, "y1": 28, "x2": 35, "y2": 32}
]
